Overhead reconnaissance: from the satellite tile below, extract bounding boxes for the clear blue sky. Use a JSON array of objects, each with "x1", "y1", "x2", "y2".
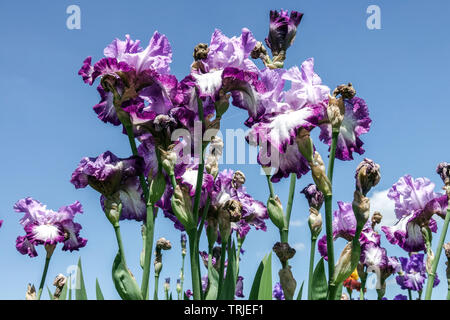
[{"x1": 0, "y1": 0, "x2": 449, "y2": 300}]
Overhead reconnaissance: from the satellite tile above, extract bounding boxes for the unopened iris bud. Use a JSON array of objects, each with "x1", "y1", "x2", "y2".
[
  {"x1": 232, "y1": 171, "x2": 246, "y2": 189},
  {"x1": 437, "y1": 162, "x2": 450, "y2": 186},
  {"x1": 333, "y1": 241, "x2": 361, "y2": 285},
  {"x1": 296, "y1": 128, "x2": 314, "y2": 163},
  {"x1": 26, "y1": 284, "x2": 36, "y2": 300},
  {"x1": 164, "y1": 278, "x2": 170, "y2": 293},
  {"x1": 267, "y1": 196, "x2": 286, "y2": 230},
  {"x1": 148, "y1": 171, "x2": 166, "y2": 205},
  {"x1": 273, "y1": 242, "x2": 296, "y2": 264},
  {"x1": 176, "y1": 279, "x2": 182, "y2": 295},
  {"x1": 352, "y1": 190, "x2": 370, "y2": 229},
  {"x1": 218, "y1": 205, "x2": 232, "y2": 242},
  {"x1": 206, "y1": 216, "x2": 218, "y2": 249},
  {"x1": 171, "y1": 185, "x2": 195, "y2": 231},
  {"x1": 371, "y1": 211, "x2": 383, "y2": 230},
  {"x1": 265, "y1": 10, "x2": 303, "y2": 61},
  {"x1": 301, "y1": 184, "x2": 324, "y2": 210},
  {"x1": 103, "y1": 192, "x2": 122, "y2": 226},
  {"x1": 160, "y1": 145, "x2": 178, "y2": 176},
  {"x1": 251, "y1": 41, "x2": 269, "y2": 60},
  {"x1": 327, "y1": 95, "x2": 345, "y2": 132},
  {"x1": 308, "y1": 207, "x2": 323, "y2": 239},
  {"x1": 193, "y1": 43, "x2": 209, "y2": 61},
  {"x1": 310, "y1": 152, "x2": 332, "y2": 196},
  {"x1": 181, "y1": 233, "x2": 187, "y2": 256},
  {"x1": 355, "y1": 158, "x2": 381, "y2": 196}
]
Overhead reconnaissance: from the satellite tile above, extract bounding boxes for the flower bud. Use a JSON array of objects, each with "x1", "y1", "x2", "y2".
[
  {"x1": 267, "y1": 196, "x2": 286, "y2": 230},
  {"x1": 327, "y1": 95, "x2": 345, "y2": 132},
  {"x1": 103, "y1": 192, "x2": 122, "y2": 226},
  {"x1": 352, "y1": 190, "x2": 370, "y2": 230},
  {"x1": 148, "y1": 171, "x2": 166, "y2": 205},
  {"x1": 164, "y1": 278, "x2": 171, "y2": 293},
  {"x1": 193, "y1": 43, "x2": 209, "y2": 61},
  {"x1": 206, "y1": 216, "x2": 218, "y2": 249},
  {"x1": 265, "y1": 10, "x2": 303, "y2": 59},
  {"x1": 355, "y1": 158, "x2": 381, "y2": 196},
  {"x1": 332, "y1": 241, "x2": 361, "y2": 285},
  {"x1": 444, "y1": 242, "x2": 450, "y2": 260},
  {"x1": 301, "y1": 183, "x2": 324, "y2": 210},
  {"x1": 26, "y1": 284, "x2": 36, "y2": 300},
  {"x1": 218, "y1": 206, "x2": 232, "y2": 242},
  {"x1": 278, "y1": 266, "x2": 297, "y2": 300},
  {"x1": 176, "y1": 279, "x2": 182, "y2": 294},
  {"x1": 171, "y1": 185, "x2": 195, "y2": 231},
  {"x1": 308, "y1": 207, "x2": 323, "y2": 239},
  {"x1": 333, "y1": 83, "x2": 356, "y2": 100},
  {"x1": 296, "y1": 128, "x2": 314, "y2": 163},
  {"x1": 156, "y1": 238, "x2": 172, "y2": 251},
  {"x1": 310, "y1": 152, "x2": 332, "y2": 196},
  {"x1": 437, "y1": 162, "x2": 450, "y2": 190},
  {"x1": 160, "y1": 145, "x2": 178, "y2": 176}
]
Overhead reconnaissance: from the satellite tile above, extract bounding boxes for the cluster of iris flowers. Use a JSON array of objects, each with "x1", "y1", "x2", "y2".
[{"x1": 4, "y1": 9, "x2": 450, "y2": 301}]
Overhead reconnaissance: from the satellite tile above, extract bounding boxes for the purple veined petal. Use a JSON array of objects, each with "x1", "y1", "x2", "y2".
[
  {"x1": 24, "y1": 223, "x2": 64, "y2": 246},
  {"x1": 272, "y1": 282, "x2": 285, "y2": 300},
  {"x1": 300, "y1": 184, "x2": 324, "y2": 209},
  {"x1": 192, "y1": 69, "x2": 224, "y2": 99},
  {"x1": 57, "y1": 201, "x2": 83, "y2": 222},
  {"x1": 393, "y1": 294, "x2": 408, "y2": 300},
  {"x1": 396, "y1": 253, "x2": 427, "y2": 291},
  {"x1": 60, "y1": 220, "x2": 88, "y2": 252},
  {"x1": 92, "y1": 85, "x2": 122, "y2": 126},
  {"x1": 14, "y1": 197, "x2": 50, "y2": 227},
  {"x1": 104, "y1": 34, "x2": 143, "y2": 60},
  {"x1": 319, "y1": 96, "x2": 371, "y2": 161},
  {"x1": 332, "y1": 201, "x2": 357, "y2": 240},
  {"x1": 361, "y1": 242, "x2": 385, "y2": 268},
  {"x1": 387, "y1": 175, "x2": 440, "y2": 219},
  {"x1": 121, "y1": 31, "x2": 172, "y2": 75},
  {"x1": 381, "y1": 212, "x2": 427, "y2": 252},
  {"x1": 93, "y1": 57, "x2": 132, "y2": 81},
  {"x1": 137, "y1": 137, "x2": 159, "y2": 178},
  {"x1": 318, "y1": 235, "x2": 328, "y2": 261},
  {"x1": 232, "y1": 220, "x2": 251, "y2": 239},
  {"x1": 16, "y1": 235, "x2": 38, "y2": 257},
  {"x1": 235, "y1": 276, "x2": 245, "y2": 298},
  {"x1": 205, "y1": 28, "x2": 258, "y2": 73},
  {"x1": 78, "y1": 57, "x2": 95, "y2": 85}
]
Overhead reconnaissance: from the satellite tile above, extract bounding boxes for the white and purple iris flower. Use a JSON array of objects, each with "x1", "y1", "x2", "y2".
[
  {"x1": 246, "y1": 58, "x2": 329, "y2": 182},
  {"x1": 396, "y1": 253, "x2": 439, "y2": 291},
  {"x1": 14, "y1": 198, "x2": 87, "y2": 257},
  {"x1": 382, "y1": 175, "x2": 448, "y2": 252},
  {"x1": 70, "y1": 151, "x2": 147, "y2": 221},
  {"x1": 319, "y1": 96, "x2": 371, "y2": 161}
]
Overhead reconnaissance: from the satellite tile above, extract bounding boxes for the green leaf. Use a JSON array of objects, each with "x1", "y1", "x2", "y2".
[
  {"x1": 68, "y1": 274, "x2": 72, "y2": 300},
  {"x1": 75, "y1": 257, "x2": 88, "y2": 300},
  {"x1": 58, "y1": 281, "x2": 68, "y2": 300},
  {"x1": 184, "y1": 292, "x2": 189, "y2": 300},
  {"x1": 112, "y1": 252, "x2": 143, "y2": 300},
  {"x1": 47, "y1": 286, "x2": 54, "y2": 300},
  {"x1": 311, "y1": 258, "x2": 328, "y2": 300},
  {"x1": 96, "y1": 278, "x2": 105, "y2": 300},
  {"x1": 296, "y1": 281, "x2": 304, "y2": 300},
  {"x1": 220, "y1": 240, "x2": 237, "y2": 300},
  {"x1": 169, "y1": 292, "x2": 173, "y2": 300},
  {"x1": 258, "y1": 252, "x2": 272, "y2": 300},
  {"x1": 249, "y1": 256, "x2": 265, "y2": 300},
  {"x1": 205, "y1": 255, "x2": 219, "y2": 300}
]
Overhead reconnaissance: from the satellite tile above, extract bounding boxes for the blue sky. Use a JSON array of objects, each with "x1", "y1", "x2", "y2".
[{"x1": 0, "y1": 0, "x2": 449, "y2": 300}]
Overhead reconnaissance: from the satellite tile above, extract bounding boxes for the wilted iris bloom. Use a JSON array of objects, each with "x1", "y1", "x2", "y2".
[
  {"x1": 235, "y1": 276, "x2": 244, "y2": 298},
  {"x1": 14, "y1": 198, "x2": 87, "y2": 257},
  {"x1": 301, "y1": 184, "x2": 324, "y2": 210},
  {"x1": 71, "y1": 151, "x2": 147, "y2": 221},
  {"x1": 265, "y1": 10, "x2": 303, "y2": 58}
]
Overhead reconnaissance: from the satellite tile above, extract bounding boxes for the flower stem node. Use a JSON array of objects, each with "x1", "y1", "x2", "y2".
[
  {"x1": 267, "y1": 196, "x2": 286, "y2": 231},
  {"x1": 160, "y1": 145, "x2": 178, "y2": 177},
  {"x1": 273, "y1": 242, "x2": 296, "y2": 264}
]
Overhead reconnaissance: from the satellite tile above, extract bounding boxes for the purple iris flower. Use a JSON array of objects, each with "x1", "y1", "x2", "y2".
[
  {"x1": 235, "y1": 276, "x2": 245, "y2": 298},
  {"x1": 272, "y1": 282, "x2": 285, "y2": 300},
  {"x1": 396, "y1": 253, "x2": 439, "y2": 291},
  {"x1": 300, "y1": 184, "x2": 324, "y2": 210},
  {"x1": 265, "y1": 10, "x2": 303, "y2": 57},
  {"x1": 14, "y1": 198, "x2": 87, "y2": 257}
]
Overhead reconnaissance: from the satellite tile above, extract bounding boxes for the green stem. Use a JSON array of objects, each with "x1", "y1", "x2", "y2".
[
  {"x1": 325, "y1": 130, "x2": 339, "y2": 300},
  {"x1": 308, "y1": 237, "x2": 317, "y2": 300},
  {"x1": 36, "y1": 256, "x2": 52, "y2": 300},
  {"x1": 113, "y1": 225, "x2": 126, "y2": 265},
  {"x1": 188, "y1": 230, "x2": 201, "y2": 300},
  {"x1": 140, "y1": 205, "x2": 156, "y2": 299},
  {"x1": 408, "y1": 289, "x2": 412, "y2": 300},
  {"x1": 424, "y1": 202, "x2": 450, "y2": 300},
  {"x1": 180, "y1": 253, "x2": 186, "y2": 299},
  {"x1": 447, "y1": 280, "x2": 450, "y2": 300},
  {"x1": 359, "y1": 276, "x2": 367, "y2": 301},
  {"x1": 265, "y1": 174, "x2": 275, "y2": 198},
  {"x1": 281, "y1": 173, "x2": 296, "y2": 243},
  {"x1": 217, "y1": 239, "x2": 228, "y2": 299},
  {"x1": 153, "y1": 275, "x2": 160, "y2": 300}
]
